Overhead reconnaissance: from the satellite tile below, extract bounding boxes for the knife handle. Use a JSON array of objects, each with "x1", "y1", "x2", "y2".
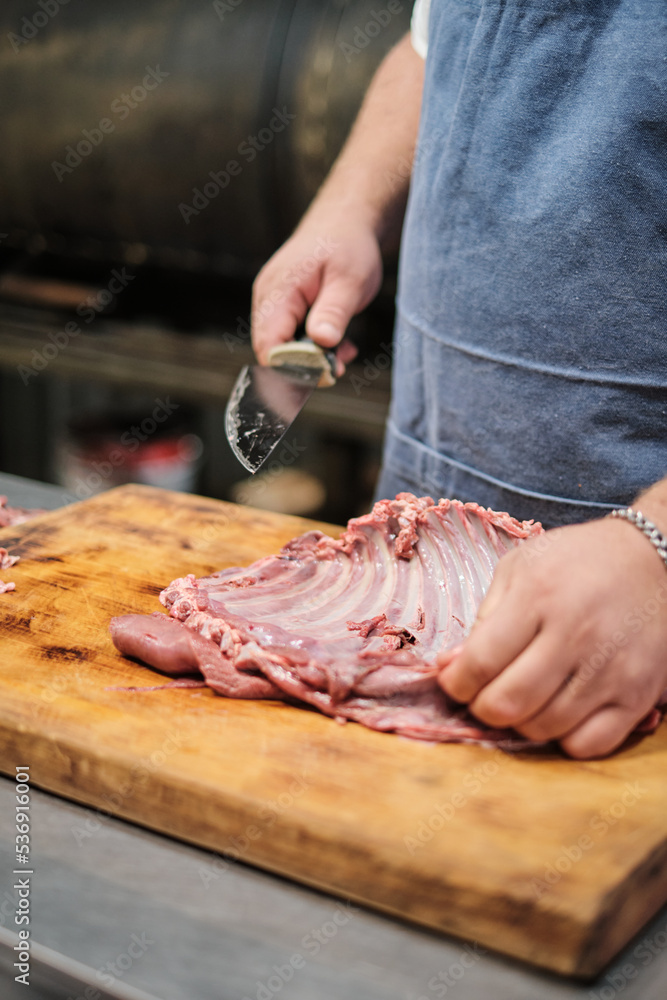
[{"x1": 266, "y1": 338, "x2": 337, "y2": 388}]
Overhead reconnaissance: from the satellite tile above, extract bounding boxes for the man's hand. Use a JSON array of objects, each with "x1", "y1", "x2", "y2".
[
  {"x1": 437, "y1": 515, "x2": 667, "y2": 758},
  {"x1": 250, "y1": 33, "x2": 424, "y2": 371},
  {"x1": 251, "y1": 216, "x2": 382, "y2": 376}
]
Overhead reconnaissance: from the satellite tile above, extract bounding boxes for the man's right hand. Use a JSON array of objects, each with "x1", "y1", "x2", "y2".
[
  {"x1": 251, "y1": 213, "x2": 383, "y2": 377},
  {"x1": 250, "y1": 32, "x2": 425, "y2": 375}
]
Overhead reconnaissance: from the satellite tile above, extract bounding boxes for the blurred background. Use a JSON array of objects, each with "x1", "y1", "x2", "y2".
[{"x1": 0, "y1": 0, "x2": 414, "y2": 523}]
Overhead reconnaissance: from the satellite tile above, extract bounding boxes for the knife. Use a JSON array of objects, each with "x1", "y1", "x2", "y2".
[{"x1": 225, "y1": 337, "x2": 336, "y2": 474}]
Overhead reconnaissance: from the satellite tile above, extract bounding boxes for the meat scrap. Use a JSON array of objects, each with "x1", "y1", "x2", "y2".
[
  {"x1": 109, "y1": 493, "x2": 661, "y2": 750},
  {"x1": 0, "y1": 548, "x2": 19, "y2": 571},
  {"x1": 0, "y1": 495, "x2": 45, "y2": 593},
  {"x1": 0, "y1": 543, "x2": 17, "y2": 591},
  {"x1": 0, "y1": 495, "x2": 46, "y2": 528}
]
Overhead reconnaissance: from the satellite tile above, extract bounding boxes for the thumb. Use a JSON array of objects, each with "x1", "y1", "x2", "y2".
[{"x1": 305, "y1": 273, "x2": 370, "y2": 349}]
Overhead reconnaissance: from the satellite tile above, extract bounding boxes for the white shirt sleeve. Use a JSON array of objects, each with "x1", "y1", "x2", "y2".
[{"x1": 410, "y1": 0, "x2": 431, "y2": 59}]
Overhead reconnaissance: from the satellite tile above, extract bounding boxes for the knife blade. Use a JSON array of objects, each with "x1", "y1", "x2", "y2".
[{"x1": 225, "y1": 338, "x2": 336, "y2": 474}]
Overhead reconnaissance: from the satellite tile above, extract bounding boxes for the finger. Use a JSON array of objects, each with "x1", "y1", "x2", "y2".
[
  {"x1": 437, "y1": 561, "x2": 514, "y2": 669},
  {"x1": 511, "y1": 653, "x2": 612, "y2": 743},
  {"x1": 337, "y1": 338, "x2": 358, "y2": 365},
  {"x1": 468, "y1": 631, "x2": 572, "y2": 729},
  {"x1": 438, "y1": 594, "x2": 540, "y2": 703},
  {"x1": 559, "y1": 704, "x2": 643, "y2": 759},
  {"x1": 469, "y1": 565, "x2": 513, "y2": 629},
  {"x1": 305, "y1": 274, "x2": 371, "y2": 349},
  {"x1": 437, "y1": 642, "x2": 464, "y2": 667},
  {"x1": 252, "y1": 284, "x2": 310, "y2": 364},
  {"x1": 517, "y1": 638, "x2": 666, "y2": 745},
  {"x1": 333, "y1": 338, "x2": 359, "y2": 377}
]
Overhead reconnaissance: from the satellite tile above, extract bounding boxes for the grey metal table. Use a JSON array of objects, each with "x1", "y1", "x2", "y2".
[{"x1": 1, "y1": 472, "x2": 666, "y2": 1000}]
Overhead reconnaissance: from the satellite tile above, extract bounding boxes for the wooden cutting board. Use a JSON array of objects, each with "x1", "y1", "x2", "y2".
[{"x1": 0, "y1": 484, "x2": 665, "y2": 978}]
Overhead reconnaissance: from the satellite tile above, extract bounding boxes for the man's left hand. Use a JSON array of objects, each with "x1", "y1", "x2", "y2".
[{"x1": 437, "y1": 516, "x2": 667, "y2": 758}]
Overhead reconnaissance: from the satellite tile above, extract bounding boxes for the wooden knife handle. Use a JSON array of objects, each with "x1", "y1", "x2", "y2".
[{"x1": 266, "y1": 339, "x2": 337, "y2": 388}]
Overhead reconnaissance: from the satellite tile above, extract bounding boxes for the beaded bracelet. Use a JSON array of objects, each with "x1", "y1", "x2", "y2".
[{"x1": 608, "y1": 507, "x2": 667, "y2": 570}]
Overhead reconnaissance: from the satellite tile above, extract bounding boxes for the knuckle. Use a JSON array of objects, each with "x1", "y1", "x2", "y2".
[
  {"x1": 252, "y1": 262, "x2": 273, "y2": 293},
  {"x1": 461, "y1": 655, "x2": 498, "y2": 690},
  {"x1": 471, "y1": 695, "x2": 517, "y2": 728},
  {"x1": 619, "y1": 687, "x2": 644, "y2": 716},
  {"x1": 327, "y1": 261, "x2": 370, "y2": 293},
  {"x1": 559, "y1": 731, "x2": 600, "y2": 760},
  {"x1": 559, "y1": 710, "x2": 633, "y2": 760},
  {"x1": 516, "y1": 715, "x2": 556, "y2": 742},
  {"x1": 312, "y1": 302, "x2": 352, "y2": 328}
]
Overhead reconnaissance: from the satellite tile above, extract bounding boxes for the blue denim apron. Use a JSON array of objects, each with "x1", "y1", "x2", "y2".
[{"x1": 376, "y1": 0, "x2": 667, "y2": 526}]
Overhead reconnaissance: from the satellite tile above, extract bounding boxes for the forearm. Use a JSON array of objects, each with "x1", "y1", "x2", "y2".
[
  {"x1": 303, "y1": 32, "x2": 425, "y2": 250},
  {"x1": 251, "y1": 34, "x2": 424, "y2": 361}
]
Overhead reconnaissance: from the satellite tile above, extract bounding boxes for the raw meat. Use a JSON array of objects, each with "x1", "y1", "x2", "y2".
[
  {"x1": 0, "y1": 495, "x2": 44, "y2": 593},
  {"x1": 0, "y1": 544, "x2": 18, "y2": 593},
  {"x1": 111, "y1": 493, "x2": 558, "y2": 748},
  {"x1": 0, "y1": 548, "x2": 19, "y2": 571},
  {"x1": 0, "y1": 495, "x2": 46, "y2": 528}
]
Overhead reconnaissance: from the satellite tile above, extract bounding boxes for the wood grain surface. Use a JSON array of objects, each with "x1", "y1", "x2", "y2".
[{"x1": 0, "y1": 484, "x2": 665, "y2": 978}]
